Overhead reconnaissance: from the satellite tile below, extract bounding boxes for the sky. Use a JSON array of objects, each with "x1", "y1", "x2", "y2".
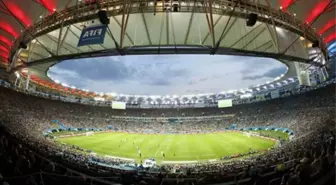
[{"x1": 47, "y1": 55, "x2": 287, "y2": 95}]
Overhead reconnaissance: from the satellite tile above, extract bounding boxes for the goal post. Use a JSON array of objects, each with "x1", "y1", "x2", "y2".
[
  {"x1": 243, "y1": 132, "x2": 260, "y2": 137},
  {"x1": 243, "y1": 132, "x2": 252, "y2": 137},
  {"x1": 85, "y1": 131, "x2": 94, "y2": 136}
]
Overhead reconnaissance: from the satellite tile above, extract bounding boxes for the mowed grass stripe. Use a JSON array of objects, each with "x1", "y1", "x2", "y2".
[
  {"x1": 207, "y1": 134, "x2": 238, "y2": 157},
  {"x1": 212, "y1": 133, "x2": 245, "y2": 155},
  {"x1": 193, "y1": 135, "x2": 217, "y2": 160},
  {"x1": 57, "y1": 132, "x2": 277, "y2": 163}
]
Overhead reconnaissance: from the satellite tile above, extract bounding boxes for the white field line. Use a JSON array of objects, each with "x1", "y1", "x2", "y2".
[
  {"x1": 153, "y1": 144, "x2": 164, "y2": 157},
  {"x1": 161, "y1": 160, "x2": 198, "y2": 164},
  {"x1": 104, "y1": 155, "x2": 135, "y2": 161},
  {"x1": 200, "y1": 154, "x2": 217, "y2": 157},
  {"x1": 153, "y1": 136, "x2": 172, "y2": 157},
  {"x1": 175, "y1": 154, "x2": 217, "y2": 158}
]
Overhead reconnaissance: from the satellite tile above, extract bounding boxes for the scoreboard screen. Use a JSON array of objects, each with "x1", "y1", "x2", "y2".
[
  {"x1": 111, "y1": 101, "x2": 126, "y2": 110},
  {"x1": 218, "y1": 99, "x2": 233, "y2": 108}
]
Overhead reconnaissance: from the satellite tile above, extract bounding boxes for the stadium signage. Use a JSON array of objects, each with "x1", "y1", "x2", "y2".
[{"x1": 78, "y1": 24, "x2": 107, "y2": 47}]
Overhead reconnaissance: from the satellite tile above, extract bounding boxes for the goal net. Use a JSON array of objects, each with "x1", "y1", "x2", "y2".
[
  {"x1": 85, "y1": 131, "x2": 94, "y2": 136},
  {"x1": 243, "y1": 132, "x2": 252, "y2": 137},
  {"x1": 243, "y1": 132, "x2": 260, "y2": 137}
]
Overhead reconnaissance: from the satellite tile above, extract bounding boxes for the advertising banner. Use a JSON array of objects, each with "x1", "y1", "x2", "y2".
[
  {"x1": 111, "y1": 101, "x2": 126, "y2": 110},
  {"x1": 218, "y1": 99, "x2": 233, "y2": 108},
  {"x1": 255, "y1": 94, "x2": 265, "y2": 101},
  {"x1": 78, "y1": 24, "x2": 107, "y2": 47},
  {"x1": 271, "y1": 90, "x2": 279, "y2": 98}
]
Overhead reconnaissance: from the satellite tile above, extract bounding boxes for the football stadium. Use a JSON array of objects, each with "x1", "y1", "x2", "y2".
[{"x1": 0, "y1": 0, "x2": 335, "y2": 185}]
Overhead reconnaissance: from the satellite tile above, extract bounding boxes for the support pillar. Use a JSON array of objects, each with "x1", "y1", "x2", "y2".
[
  {"x1": 25, "y1": 71, "x2": 31, "y2": 91},
  {"x1": 14, "y1": 75, "x2": 19, "y2": 86}
]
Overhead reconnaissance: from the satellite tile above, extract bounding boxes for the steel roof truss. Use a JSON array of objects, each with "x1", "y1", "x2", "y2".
[
  {"x1": 242, "y1": 27, "x2": 267, "y2": 50},
  {"x1": 184, "y1": 0, "x2": 197, "y2": 45},
  {"x1": 58, "y1": 25, "x2": 71, "y2": 55},
  {"x1": 229, "y1": 23, "x2": 263, "y2": 48},
  {"x1": 111, "y1": 16, "x2": 134, "y2": 45},
  {"x1": 204, "y1": 0, "x2": 215, "y2": 47},
  {"x1": 212, "y1": 0, "x2": 240, "y2": 54}
]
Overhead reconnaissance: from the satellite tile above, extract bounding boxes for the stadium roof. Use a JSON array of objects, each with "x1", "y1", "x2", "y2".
[{"x1": 0, "y1": 0, "x2": 333, "y2": 96}]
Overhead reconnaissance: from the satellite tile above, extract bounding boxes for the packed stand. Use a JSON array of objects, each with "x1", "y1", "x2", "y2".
[{"x1": 0, "y1": 83, "x2": 335, "y2": 185}]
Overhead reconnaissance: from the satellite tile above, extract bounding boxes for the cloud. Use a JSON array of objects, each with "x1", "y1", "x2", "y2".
[
  {"x1": 242, "y1": 67, "x2": 287, "y2": 80},
  {"x1": 239, "y1": 57, "x2": 271, "y2": 74},
  {"x1": 56, "y1": 58, "x2": 131, "y2": 81},
  {"x1": 48, "y1": 55, "x2": 287, "y2": 95},
  {"x1": 149, "y1": 79, "x2": 172, "y2": 86},
  {"x1": 262, "y1": 67, "x2": 287, "y2": 78}
]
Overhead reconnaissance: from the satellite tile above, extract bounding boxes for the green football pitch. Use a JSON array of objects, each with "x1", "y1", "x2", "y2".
[{"x1": 57, "y1": 131, "x2": 280, "y2": 163}]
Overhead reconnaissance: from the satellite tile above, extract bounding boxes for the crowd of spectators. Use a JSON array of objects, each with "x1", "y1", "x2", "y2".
[{"x1": 0, "y1": 82, "x2": 335, "y2": 185}]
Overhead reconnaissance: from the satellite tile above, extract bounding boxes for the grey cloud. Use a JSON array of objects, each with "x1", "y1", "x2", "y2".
[
  {"x1": 242, "y1": 67, "x2": 287, "y2": 80},
  {"x1": 187, "y1": 81, "x2": 195, "y2": 85},
  {"x1": 262, "y1": 67, "x2": 287, "y2": 78},
  {"x1": 49, "y1": 55, "x2": 286, "y2": 95},
  {"x1": 56, "y1": 58, "x2": 131, "y2": 81},
  {"x1": 240, "y1": 57, "x2": 277, "y2": 74},
  {"x1": 187, "y1": 77, "x2": 209, "y2": 86},
  {"x1": 149, "y1": 79, "x2": 172, "y2": 86},
  {"x1": 242, "y1": 75, "x2": 264, "y2": 80}
]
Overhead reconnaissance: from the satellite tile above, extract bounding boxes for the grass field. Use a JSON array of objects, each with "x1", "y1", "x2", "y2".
[
  {"x1": 253, "y1": 130, "x2": 290, "y2": 141},
  {"x1": 57, "y1": 131, "x2": 280, "y2": 163}
]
